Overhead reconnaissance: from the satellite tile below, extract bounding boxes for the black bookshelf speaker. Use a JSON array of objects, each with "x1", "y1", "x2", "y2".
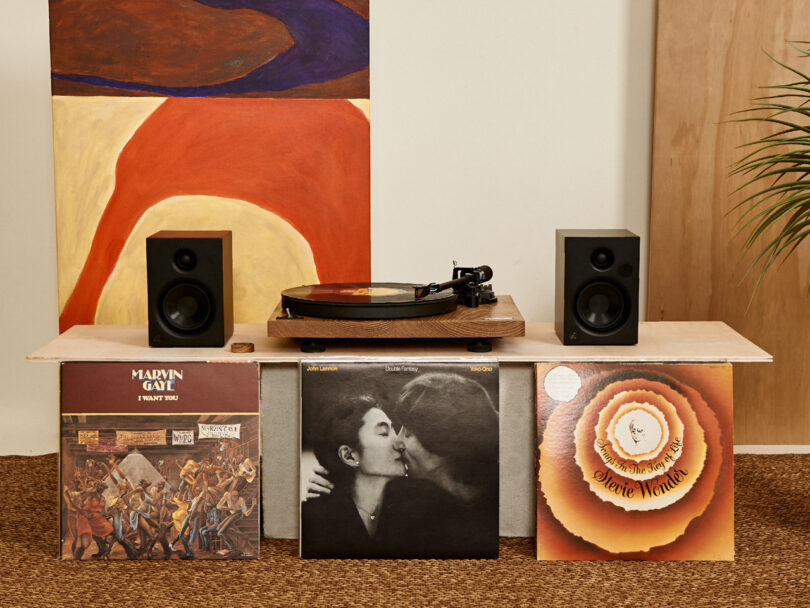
[
  {"x1": 555, "y1": 229, "x2": 639, "y2": 345},
  {"x1": 146, "y1": 230, "x2": 233, "y2": 347}
]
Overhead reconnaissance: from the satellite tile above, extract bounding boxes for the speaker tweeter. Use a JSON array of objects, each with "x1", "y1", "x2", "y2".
[
  {"x1": 147, "y1": 230, "x2": 233, "y2": 347},
  {"x1": 555, "y1": 229, "x2": 639, "y2": 345}
]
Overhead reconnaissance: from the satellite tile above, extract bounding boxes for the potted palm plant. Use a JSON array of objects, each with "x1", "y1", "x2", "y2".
[{"x1": 730, "y1": 42, "x2": 810, "y2": 298}]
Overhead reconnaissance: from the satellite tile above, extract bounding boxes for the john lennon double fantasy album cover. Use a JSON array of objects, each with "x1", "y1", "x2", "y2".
[{"x1": 300, "y1": 360, "x2": 499, "y2": 559}]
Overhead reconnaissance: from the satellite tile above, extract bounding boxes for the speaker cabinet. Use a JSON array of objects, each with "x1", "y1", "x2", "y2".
[
  {"x1": 147, "y1": 230, "x2": 233, "y2": 347},
  {"x1": 555, "y1": 229, "x2": 639, "y2": 345}
]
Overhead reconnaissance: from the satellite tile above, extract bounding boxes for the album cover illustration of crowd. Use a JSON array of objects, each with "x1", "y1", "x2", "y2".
[
  {"x1": 300, "y1": 365, "x2": 500, "y2": 559},
  {"x1": 61, "y1": 431, "x2": 259, "y2": 560}
]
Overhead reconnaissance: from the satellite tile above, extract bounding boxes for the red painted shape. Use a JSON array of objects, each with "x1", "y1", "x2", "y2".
[
  {"x1": 50, "y1": 0, "x2": 294, "y2": 88},
  {"x1": 334, "y1": 0, "x2": 370, "y2": 19},
  {"x1": 59, "y1": 98, "x2": 370, "y2": 332}
]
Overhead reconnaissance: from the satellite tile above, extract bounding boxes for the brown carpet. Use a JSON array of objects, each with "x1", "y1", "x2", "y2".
[{"x1": 0, "y1": 454, "x2": 808, "y2": 607}]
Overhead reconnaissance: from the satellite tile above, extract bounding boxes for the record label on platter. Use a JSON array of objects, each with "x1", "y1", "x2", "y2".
[
  {"x1": 281, "y1": 282, "x2": 458, "y2": 320},
  {"x1": 335, "y1": 287, "x2": 406, "y2": 297}
]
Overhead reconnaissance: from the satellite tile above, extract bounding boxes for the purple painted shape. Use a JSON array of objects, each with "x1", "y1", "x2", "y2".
[{"x1": 52, "y1": 0, "x2": 368, "y2": 97}]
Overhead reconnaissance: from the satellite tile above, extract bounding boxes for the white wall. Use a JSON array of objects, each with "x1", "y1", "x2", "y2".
[
  {"x1": 1, "y1": 0, "x2": 59, "y2": 455},
  {"x1": 371, "y1": 0, "x2": 655, "y2": 321},
  {"x1": 0, "y1": 0, "x2": 655, "y2": 455}
]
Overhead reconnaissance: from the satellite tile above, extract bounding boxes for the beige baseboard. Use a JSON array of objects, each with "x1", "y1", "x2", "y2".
[{"x1": 734, "y1": 445, "x2": 810, "y2": 454}]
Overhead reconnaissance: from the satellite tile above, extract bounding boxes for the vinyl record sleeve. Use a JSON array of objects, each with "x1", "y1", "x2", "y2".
[
  {"x1": 300, "y1": 360, "x2": 499, "y2": 559},
  {"x1": 59, "y1": 361, "x2": 260, "y2": 560},
  {"x1": 536, "y1": 362, "x2": 734, "y2": 561}
]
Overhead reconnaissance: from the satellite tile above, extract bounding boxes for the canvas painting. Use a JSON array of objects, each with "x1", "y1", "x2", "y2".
[
  {"x1": 536, "y1": 363, "x2": 734, "y2": 560},
  {"x1": 48, "y1": 0, "x2": 369, "y2": 98},
  {"x1": 48, "y1": 1, "x2": 370, "y2": 332},
  {"x1": 59, "y1": 362, "x2": 260, "y2": 560},
  {"x1": 300, "y1": 361, "x2": 500, "y2": 559}
]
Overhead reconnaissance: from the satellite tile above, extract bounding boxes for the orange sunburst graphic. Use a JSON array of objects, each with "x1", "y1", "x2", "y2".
[{"x1": 536, "y1": 363, "x2": 734, "y2": 560}]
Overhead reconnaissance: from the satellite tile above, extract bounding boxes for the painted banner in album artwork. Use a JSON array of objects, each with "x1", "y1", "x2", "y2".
[
  {"x1": 59, "y1": 361, "x2": 260, "y2": 560},
  {"x1": 536, "y1": 362, "x2": 734, "y2": 560},
  {"x1": 300, "y1": 361, "x2": 499, "y2": 559}
]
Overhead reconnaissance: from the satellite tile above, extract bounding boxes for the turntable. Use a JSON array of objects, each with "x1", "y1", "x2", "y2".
[{"x1": 266, "y1": 265, "x2": 525, "y2": 352}]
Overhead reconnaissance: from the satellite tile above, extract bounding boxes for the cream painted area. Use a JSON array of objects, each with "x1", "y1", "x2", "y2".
[
  {"x1": 95, "y1": 195, "x2": 319, "y2": 324},
  {"x1": 51, "y1": 96, "x2": 165, "y2": 313},
  {"x1": 350, "y1": 99, "x2": 370, "y2": 120}
]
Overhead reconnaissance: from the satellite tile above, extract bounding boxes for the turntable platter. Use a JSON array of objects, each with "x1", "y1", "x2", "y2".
[{"x1": 280, "y1": 282, "x2": 458, "y2": 320}]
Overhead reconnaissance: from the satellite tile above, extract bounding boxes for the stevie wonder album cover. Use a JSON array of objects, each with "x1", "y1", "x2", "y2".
[
  {"x1": 300, "y1": 360, "x2": 499, "y2": 559},
  {"x1": 59, "y1": 361, "x2": 260, "y2": 560},
  {"x1": 536, "y1": 362, "x2": 734, "y2": 561}
]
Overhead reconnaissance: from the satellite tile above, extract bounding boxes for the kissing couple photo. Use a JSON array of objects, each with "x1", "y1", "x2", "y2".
[{"x1": 299, "y1": 361, "x2": 499, "y2": 559}]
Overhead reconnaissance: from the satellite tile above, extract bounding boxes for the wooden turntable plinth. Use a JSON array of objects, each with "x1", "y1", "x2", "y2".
[{"x1": 266, "y1": 295, "x2": 524, "y2": 350}]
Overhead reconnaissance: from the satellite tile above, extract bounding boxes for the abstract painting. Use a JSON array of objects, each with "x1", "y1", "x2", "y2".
[
  {"x1": 49, "y1": 0, "x2": 369, "y2": 98},
  {"x1": 48, "y1": 1, "x2": 370, "y2": 332}
]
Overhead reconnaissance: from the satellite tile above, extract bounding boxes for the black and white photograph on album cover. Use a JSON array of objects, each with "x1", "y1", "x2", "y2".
[{"x1": 300, "y1": 361, "x2": 499, "y2": 559}]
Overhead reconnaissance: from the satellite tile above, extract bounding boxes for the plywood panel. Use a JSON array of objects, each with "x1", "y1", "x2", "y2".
[
  {"x1": 649, "y1": 0, "x2": 810, "y2": 443},
  {"x1": 27, "y1": 322, "x2": 770, "y2": 363}
]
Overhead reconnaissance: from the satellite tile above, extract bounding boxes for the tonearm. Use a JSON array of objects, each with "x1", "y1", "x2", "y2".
[{"x1": 413, "y1": 264, "x2": 497, "y2": 308}]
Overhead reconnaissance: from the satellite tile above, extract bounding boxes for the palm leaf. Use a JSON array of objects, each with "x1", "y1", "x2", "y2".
[{"x1": 728, "y1": 43, "x2": 810, "y2": 301}]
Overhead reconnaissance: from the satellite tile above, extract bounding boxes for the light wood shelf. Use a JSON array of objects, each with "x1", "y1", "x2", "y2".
[{"x1": 28, "y1": 321, "x2": 772, "y2": 363}]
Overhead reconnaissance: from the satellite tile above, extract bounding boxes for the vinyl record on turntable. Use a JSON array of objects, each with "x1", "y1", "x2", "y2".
[{"x1": 281, "y1": 283, "x2": 458, "y2": 320}]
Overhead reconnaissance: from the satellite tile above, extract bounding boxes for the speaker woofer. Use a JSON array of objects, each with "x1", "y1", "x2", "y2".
[
  {"x1": 574, "y1": 281, "x2": 628, "y2": 333},
  {"x1": 160, "y1": 282, "x2": 214, "y2": 333}
]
